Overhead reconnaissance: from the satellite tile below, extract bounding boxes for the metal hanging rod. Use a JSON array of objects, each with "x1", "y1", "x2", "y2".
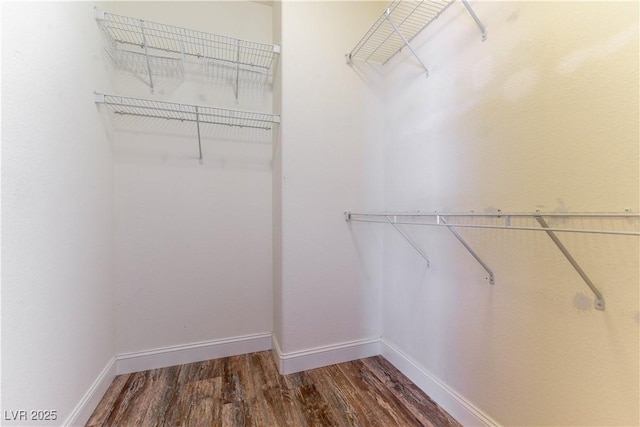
[
  {"x1": 345, "y1": 210, "x2": 640, "y2": 311},
  {"x1": 346, "y1": 0, "x2": 486, "y2": 76},
  {"x1": 95, "y1": 93, "x2": 280, "y2": 163},
  {"x1": 95, "y1": 8, "x2": 280, "y2": 97}
]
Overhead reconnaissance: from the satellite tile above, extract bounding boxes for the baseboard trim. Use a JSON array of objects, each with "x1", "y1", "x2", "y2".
[
  {"x1": 63, "y1": 356, "x2": 116, "y2": 427},
  {"x1": 272, "y1": 335, "x2": 380, "y2": 374},
  {"x1": 381, "y1": 339, "x2": 500, "y2": 427},
  {"x1": 115, "y1": 332, "x2": 273, "y2": 375}
]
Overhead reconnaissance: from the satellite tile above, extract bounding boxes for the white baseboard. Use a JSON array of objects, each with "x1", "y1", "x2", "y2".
[
  {"x1": 381, "y1": 339, "x2": 500, "y2": 427},
  {"x1": 272, "y1": 335, "x2": 380, "y2": 374},
  {"x1": 115, "y1": 332, "x2": 272, "y2": 375},
  {"x1": 63, "y1": 356, "x2": 116, "y2": 427},
  {"x1": 66, "y1": 335, "x2": 496, "y2": 427}
]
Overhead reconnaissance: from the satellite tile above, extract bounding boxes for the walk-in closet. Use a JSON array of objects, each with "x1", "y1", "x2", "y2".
[{"x1": 2, "y1": 1, "x2": 639, "y2": 425}]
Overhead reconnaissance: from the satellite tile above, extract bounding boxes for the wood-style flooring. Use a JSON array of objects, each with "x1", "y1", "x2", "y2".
[{"x1": 87, "y1": 351, "x2": 461, "y2": 427}]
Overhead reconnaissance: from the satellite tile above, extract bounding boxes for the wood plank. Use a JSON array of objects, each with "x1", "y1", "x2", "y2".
[
  {"x1": 87, "y1": 350, "x2": 461, "y2": 427},
  {"x1": 85, "y1": 374, "x2": 131, "y2": 427},
  {"x1": 361, "y1": 356, "x2": 461, "y2": 427}
]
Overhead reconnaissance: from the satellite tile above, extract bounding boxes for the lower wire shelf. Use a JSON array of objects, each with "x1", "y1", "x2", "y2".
[
  {"x1": 95, "y1": 93, "x2": 280, "y2": 163},
  {"x1": 345, "y1": 210, "x2": 640, "y2": 311}
]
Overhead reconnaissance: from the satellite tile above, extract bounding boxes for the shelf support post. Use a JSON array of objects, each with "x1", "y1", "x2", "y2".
[
  {"x1": 383, "y1": 8, "x2": 429, "y2": 77},
  {"x1": 440, "y1": 217, "x2": 495, "y2": 284},
  {"x1": 140, "y1": 20, "x2": 155, "y2": 92},
  {"x1": 195, "y1": 106, "x2": 203, "y2": 164},
  {"x1": 385, "y1": 216, "x2": 430, "y2": 267},
  {"x1": 535, "y1": 216, "x2": 605, "y2": 311},
  {"x1": 461, "y1": 0, "x2": 487, "y2": 41}
]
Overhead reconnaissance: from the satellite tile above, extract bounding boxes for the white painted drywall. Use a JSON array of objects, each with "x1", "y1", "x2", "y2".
[
  {"x1": 274, "y1": 1, "x2": 385, "y2": 362},
  {"x1": 107, "y1": 2, "x2": 275, "y2": 354},
  {"x1": 1, "y1": 2, "x2": 116, "y2": 425},
  {"x1": 272, "y1": 0, "x2": 284, "y2": 351},
  {"x1": 375, "y1": 1, "x2": 639, "y2": 425}
]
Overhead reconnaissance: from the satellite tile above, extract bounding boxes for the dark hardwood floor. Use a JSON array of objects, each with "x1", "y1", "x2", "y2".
[{"x1": 87, "y1": 351, "x2": 461, "y2": 427}]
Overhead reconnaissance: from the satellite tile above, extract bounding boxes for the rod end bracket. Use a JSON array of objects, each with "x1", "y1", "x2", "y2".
[
  {"x1": 344, "y1": 211, "x2": 352, "y2": 221},
  {"x1": 595, "y1": 297, "x2": 605, "y2": 311}
]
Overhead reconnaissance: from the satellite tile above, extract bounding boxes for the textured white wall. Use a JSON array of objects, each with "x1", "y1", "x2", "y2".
[
  {"x1": 272, "y1": 0, "x2": 284, "y2": 349},
  {"x1": 377, "y1": 1, "x2": 639, "y2": 425},
  {"x1": 275, "y1": 1, "x2": 385, "y2": 357},
  {"x1": 107, "y1": 1, "x2": 275, "y2": 354},
  {"x1": 1, "y1": 2, "x2": 116, "y2": 424}
]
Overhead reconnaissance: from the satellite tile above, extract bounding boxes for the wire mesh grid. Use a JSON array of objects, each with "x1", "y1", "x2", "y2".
[
  {"x1": 98, "y1": 11, "x2": 278, "y2": 74},
  {"x1": 348, "y1": 0, "x2": 455, "y2": 64},
  {"x1": 204, "y1": 59, "x2": 270, "y2": 87},
  {"x1": 98, "y1": 94, "x2": 280, "y2": 131},
  {"x1": 103, "y1": 47, "x2": 185, "y2": 80}
]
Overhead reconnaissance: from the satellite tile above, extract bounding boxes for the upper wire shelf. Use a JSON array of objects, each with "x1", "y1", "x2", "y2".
[
  {"x1": 95, "y1": 9, "x2": 280, "y2": 97},
  {"x1": 95, "y1": 93, "x2": 280, "y2": 163},
  {"x1": 346, "y1": 0, "x2": 486, "y2": 76}
]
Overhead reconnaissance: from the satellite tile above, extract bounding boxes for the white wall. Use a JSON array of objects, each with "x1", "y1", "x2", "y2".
[
  {"x1": 106, "y1": 2, "x2": 275, "y2": 355},
  {"x1": 272, "y1": 0, "x2": 284, "y2": 352},
  {"x1": 376, "y1": 1, "x2": 639, "y2": 425},
  {"x1": 1, "y1": 2, "x2": 116, "y2": 425},
  {"x1": 274, "y1": 1, "x2": 385, "y2": 368}
]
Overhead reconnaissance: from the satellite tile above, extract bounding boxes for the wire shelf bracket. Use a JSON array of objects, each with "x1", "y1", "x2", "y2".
[
  {"x1": 386, "y1": 215, "x2": 431, "y2": 267},
  {"x1": 95, "y1": 8, "x2": 280, "y2": 99},
  {"x1": 95, "y1": 92, "x2": 280, "y2": 163},
  {"x1": 345, "y1": 210, "x2": 640, "y2": 311},
  {"x1": 535, "y1": 216, "x2": 605, "y2": 311},
  {"x1": 439, "y1": 216, "x2": 494, "y2": 284},
  {"x1": 346, "y1": 0, "x2": 486, "y2": 76}
]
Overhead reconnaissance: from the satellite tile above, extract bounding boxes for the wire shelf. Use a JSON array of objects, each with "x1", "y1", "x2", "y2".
[
  {"x1": 345, "y1": 210, "x2": 640, "y2": 311},
  {"x1": 348, "y1": 0, "x2": 454, "y2": 64},
  {"x1": 96, "y1": 9, "x2": 280, "y2": 94},
  {"x1": 95, "y1": 93, "x2": 279, "y2": 163},
  {"x1": 346, "y1": 0, "x2": 486, "y2": 75},
  {"x1": 96, "y1": 93, "x2": 280, "y2": 130}
]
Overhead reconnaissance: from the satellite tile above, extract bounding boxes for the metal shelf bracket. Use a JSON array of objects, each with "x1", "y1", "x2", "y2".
[
  {"x1": 383, "y1": 8, "x2": 429, "y2": 77},
  {"x1": 439, "y1": 216, "x2": 495, "y2": 284},
  {"x1": 194, "y1": 106, "x2": 203, "y2": 164},
  {"x1": 461, "y1": 0, "x2": 487, "y2": 41},
  {"x1": 385, "y1": 215, "x2": 431, "y2": 266},
  {"x1": 535, "y1": 215, "x2": 605, "y2": 311}
]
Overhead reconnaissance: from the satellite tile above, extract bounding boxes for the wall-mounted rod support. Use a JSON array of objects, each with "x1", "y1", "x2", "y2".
[
  {"x1": 440, "y1": 217, "x2": 495, "y2": 285},
  {"x1": 535, "y1": 216, "x2": 605, "y2": 311},
  {"x1": 140, "y1": 20, "x2": 155, "y2": 92},
  {"x1": 383, "y1": 8, "x2": 429, "y2": 77},
  {"x1": 385, "y1": 216, "x2": 430, "y2": 267},
  {"x1": 461, "y1": 0, "x2": 487, "y2": 41},
  {"x1": 195, "y1": 106, "x2": 203, "y2": 164}
]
